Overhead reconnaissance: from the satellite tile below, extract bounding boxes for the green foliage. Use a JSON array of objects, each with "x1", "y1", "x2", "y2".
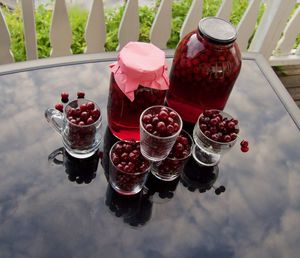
[
  {"x1": 2, "y1": 5, "x2": 25, "y2": 62},
  {"x1": 68, "y1": 6, "x2": 88, "y2": 54},
  {"x1": 2, "y1": 0, "x2": 298, "y2": 63},
  {"x1": 294, "y1": 3, "x2": 300, "y2": 48},
  {"x1": 105, "y1": 5, "x2": 125, "y2": 51},
  {"x1": 35, "y1": 4, "x2": 51, "y2": 58}
]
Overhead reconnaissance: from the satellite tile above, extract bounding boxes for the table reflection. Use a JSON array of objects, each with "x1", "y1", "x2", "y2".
[
  {"x1": 48, "y1": 147, "x2": 100, "y2": 184},
  {"x1": 181, "y1": 158, "x2": 225, "y2": 195},
  {"x1": 105, "y1": 184, "x2": 152, "y2": 227}
]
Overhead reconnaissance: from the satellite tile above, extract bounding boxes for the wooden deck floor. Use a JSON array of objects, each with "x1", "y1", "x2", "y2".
[{"x1": 273, "y1": 65, "x2": 300, "y2": 109}]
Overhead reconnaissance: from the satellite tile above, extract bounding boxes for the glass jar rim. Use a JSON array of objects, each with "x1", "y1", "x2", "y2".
[{"x1": 198, "y1": 17, "x2": 237, "y2": 44}]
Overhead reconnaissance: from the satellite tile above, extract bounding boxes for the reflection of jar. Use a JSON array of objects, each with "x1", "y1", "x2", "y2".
[
  {"x1": 107, "y1": 42, "x2": 169, "y2": 140},
  {"x1": 166, "y1": 17, "x2": 242, "y2": 124}
]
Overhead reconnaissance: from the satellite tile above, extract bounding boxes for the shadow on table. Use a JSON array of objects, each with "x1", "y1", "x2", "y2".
[
  {"x1": 48, "y1": 147, "x2": 100, "y2": 184},
  {"x1": 180, "y1": 157, "x2": 226, "y2": 195},
  {"x1": 104, "y1": 172, "x2": 180, "y2": 227},
  {"x1": 105, "y1": 184, "x2": 153, "y2": 227}
]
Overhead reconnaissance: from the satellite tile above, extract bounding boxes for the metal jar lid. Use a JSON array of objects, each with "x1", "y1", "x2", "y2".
[{"x1": 198, "y1": 17, "x2": 237, "y2": 44}]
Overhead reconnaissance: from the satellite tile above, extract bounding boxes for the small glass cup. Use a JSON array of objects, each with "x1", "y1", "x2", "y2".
[
  {"x1": 151, "y1": 130, "x2": 193, "y2": 181},
  {"x1": 193, "y1": 110, "x2": 239, "y2": 166},
  {"x1": 139, "y1": 105, "x2": 183, "y2": 162},
  {"x1": 45, "y1": 99, "x2": 102, "y2": 159},
  {"x1": 109, "y1": 140, "x2": 151, "y2": 195}
]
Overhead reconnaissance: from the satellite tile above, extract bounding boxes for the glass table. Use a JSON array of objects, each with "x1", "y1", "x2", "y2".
[{"x1": 0, "y1": 52, "x2": 300, "y2": 258}]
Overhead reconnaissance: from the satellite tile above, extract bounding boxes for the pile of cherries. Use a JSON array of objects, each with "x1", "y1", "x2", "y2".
[
  {"x1": 110, "y1": 141, "x2": 150, "y2": 192},
  {"x1": 199, "y1": 109, "x2": 239, "y2": 143},
  {"x1": 54, "y1": 91, "x2": 101, "y2": 149},
  {"x1": 55, "y1": 91, "x2": 101, "y2": 126},
  {"x1": 168, "y1": 133, "x2": 191, "y2": 159},
  {"x1": 142, "y1": 106, "x2": 181, "y2": 137},
  {"x1": 199, "y1": 109, "x2": 249, "y2": 152},
  {"x1": 66, "y1": 101, "x2": 100, "y2": 126}
]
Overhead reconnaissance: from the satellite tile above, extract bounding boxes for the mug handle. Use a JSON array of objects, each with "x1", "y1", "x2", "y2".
[
  {"x1": 48, "y1": 147, "x2": 64, "y2": 165},
  {"x1": 45, "y1": 108, "x2": 64, "y2": 134}
]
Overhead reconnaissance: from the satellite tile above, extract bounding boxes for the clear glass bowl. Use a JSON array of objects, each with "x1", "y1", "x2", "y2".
[{"x1": 193, "y1": 110, "x2": 239, "y2": 166}]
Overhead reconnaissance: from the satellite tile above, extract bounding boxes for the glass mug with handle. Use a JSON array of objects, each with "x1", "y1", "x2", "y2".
[{"x1": 45, "y1": 98, "x2": 102, "y2": 159}]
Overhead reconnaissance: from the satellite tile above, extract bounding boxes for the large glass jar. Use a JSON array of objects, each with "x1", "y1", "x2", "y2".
[
  {"x1": 166, "y1": 17, "x2": 242, "y2": 124},
  {"x1": 107, "y1": 42, "x2": 169, "y2": 140}
]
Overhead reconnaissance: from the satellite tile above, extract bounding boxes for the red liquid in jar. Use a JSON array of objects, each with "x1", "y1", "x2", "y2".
[
  {"x1": 167, "y1": 30, "x2": 241, "y2": 123},
  {"x1": 107, "y1": 75, "x2": 166, "y2": 140}
]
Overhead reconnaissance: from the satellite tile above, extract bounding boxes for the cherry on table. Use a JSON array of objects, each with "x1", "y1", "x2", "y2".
[
  {"x1": 77, "y1": 91, "x2": 85, "y2": 98},
  {"x1": 61, "y1": 92, "x2": 69, "y2": 102},
  {"x1": 55, "y1": 103, "x2": 64, "y2": 112}
]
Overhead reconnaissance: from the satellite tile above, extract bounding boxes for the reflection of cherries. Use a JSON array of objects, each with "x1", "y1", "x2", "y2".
[
  {"x1": 199, "y1": 109, "x2": 239, "y2": 142},
  {"x1": 214, "y1": 185, "x2": 226, "y2": 195},
  {"x1": 142, "y1": 106, "x2": 180, "y2": 137}
]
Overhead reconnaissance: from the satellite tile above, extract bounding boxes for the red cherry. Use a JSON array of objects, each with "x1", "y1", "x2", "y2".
[
  {"x1": 142, "y1": 114, "x2": 152, "y2": 124},
  {"x1": 166, "y1": 124, "x2": 174, "y2": 134},
  {"x1": 210, "y1": 118, "x2": 218, "y2": 126},
  {"x1": 80, "y1": 111, "x2": 89, "y2": 121},
  {"x1": 145, "y1": 124, "x2": 153, "y2": 133},
  {"x1": 111, "y1": 153, "x2": 120, "y2": 165},
  {"x1": 87, "y1": 101, "x2": 95, "y2": 110},
  {"x1": 156, "y1": 121, "x2": 166, "y2": 134},
  {"x1": 86, "y1": 117, "x2": 94, "y2": 124},
  {"x1": 173, "y1": 123, "x2": 180, "y2": 132},
  {"x1": 211, "y1": 134, "x2": 219, "y2": 141},
  {"x1": 240, "y1": 140, "x2": 249, "y2": 147},
  {"x1": 80, "y1": 103, "x2": 88, "y2": 112},
  {"x1": 129, "y1": 152, "x2": 138, "y2": 162},
  {"x1": 223, "y1": 135, "x2": 231, "y2": 142},
  {"x1": 91, "y1": 108, "x2": 101, "y2": 120},
  {"x1": 121, "y1": 153, "x2": 129, "y2": 162},
  {"x1": 169, "y1": 111, "x2": 177, "y2": 119},
  {"x1": 55, "y1": 103, "x2": 63, "y2": 112},
  {"x1": 77, "y1": 91, "x2": 85, "y2": 98},
  {"x1": 175, "y1": 143, "x2": 184, "y2": 153},
  {"x1": 70, "y1": 119, "x2": 77, "y2": 124},
  {"x1": 61, "y1": 92, "x2": 69, "y2": 102},
  {"x1": 151, "y1": 116, "x2": 159, "y2": 126},
  {"x1": 67, "y1": 107, "x2": 76, "y2": 117},
  {"x1": 230, "y1": 133, "x2": 238, "y2": 141},
  {"x1": 241, "y1": 146, "x2": 249, "y2": 152},
  {"x1": 114, "y1": 144, "x2": 123, "y2": 154},
  {"x1": 227, "y1": 121, "x2": 236, "y2": 129},
  {"x1": 158, "y1": 110, "x2": 169, "y2": 121}
]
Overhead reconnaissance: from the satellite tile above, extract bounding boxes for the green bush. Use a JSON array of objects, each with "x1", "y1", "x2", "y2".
[{"x1": 1, "y1": 0, "x2": 268, "y2": 62}]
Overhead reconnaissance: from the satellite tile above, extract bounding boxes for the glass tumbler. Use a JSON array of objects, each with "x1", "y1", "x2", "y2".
[
  {"x1": 109, "y1": 140, "x2": 151, "y2": 195},
  {"x1": 151, "y1": 130, "x2": 193, "y2": 181},
  {"x1": 139, "y1": 105, "x2": 183, "y2": 162},
  {"x1": 193, "y1": 109, "x2": 239, "y2": 166}
]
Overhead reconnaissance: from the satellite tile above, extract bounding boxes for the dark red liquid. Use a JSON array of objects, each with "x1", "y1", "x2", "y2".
[
  {"x1": 107, "y1": 75, "x2": 166, "y2": 140},
  {"x1": 167, "y1": 31, "x2": 241, "y2": 123}
]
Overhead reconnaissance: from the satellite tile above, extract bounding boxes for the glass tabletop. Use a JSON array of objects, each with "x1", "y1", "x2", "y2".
[{"x1": 0, "y1": 56, "x2": 299, "y2": 258}]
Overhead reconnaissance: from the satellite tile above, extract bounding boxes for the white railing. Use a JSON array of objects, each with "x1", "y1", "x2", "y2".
[{"x1": 0, "y1": 0, "x2": 300, "y2": 66}]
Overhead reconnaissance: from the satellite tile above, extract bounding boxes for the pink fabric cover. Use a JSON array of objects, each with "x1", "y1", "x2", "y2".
[{"x1": 109, "y1": 42, "x2": 169, "y2": 101}]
